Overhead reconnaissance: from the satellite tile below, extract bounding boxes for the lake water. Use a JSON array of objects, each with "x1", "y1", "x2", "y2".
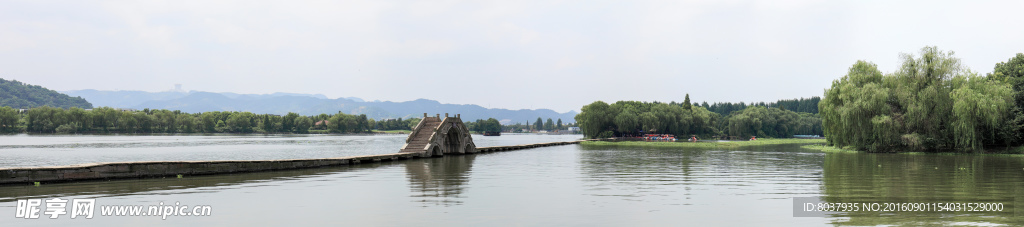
[
  {"x1": 0, "y1": 133, "x2": 582, "y2": 167},
  {"x1": 1, "y1": 134, "x2": 1022, "y2": 226}
]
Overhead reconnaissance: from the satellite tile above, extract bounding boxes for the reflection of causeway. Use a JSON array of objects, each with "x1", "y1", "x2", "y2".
[
  {"x1": 0, "y1": 153, "x2": 479, "y2": 207},
  {"x1": 404, "y1": 154, "x2": 476, "y2": 206}
]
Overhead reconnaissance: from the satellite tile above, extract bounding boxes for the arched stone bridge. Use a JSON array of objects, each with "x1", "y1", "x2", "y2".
[{"x1": 400, "y1": 113, "x2": 477, "y2": 157}]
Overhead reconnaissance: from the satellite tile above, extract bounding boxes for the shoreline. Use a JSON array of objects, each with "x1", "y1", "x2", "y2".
[
  {"x1": 802, "y1": 144, "x2": 1024, "y2": 155},
  {"x1": 580, "y1": 138, "x2": 826, "y2": 149},
  {"x1": 586, "y1": 139, "x2": 1024, "y2": 155}
]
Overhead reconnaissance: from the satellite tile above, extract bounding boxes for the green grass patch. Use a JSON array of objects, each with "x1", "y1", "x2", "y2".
[
  {"x1": 581, "y1": 138, "x2": 826, "y2": 149},
  {"x1": 801, "y1": 144, "x2": 860, "y2": 153}
]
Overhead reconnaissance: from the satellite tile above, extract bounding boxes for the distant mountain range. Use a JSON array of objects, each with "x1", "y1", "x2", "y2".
[{"x1": 62, "y1": 89, "x2": 576, "y2": 123}]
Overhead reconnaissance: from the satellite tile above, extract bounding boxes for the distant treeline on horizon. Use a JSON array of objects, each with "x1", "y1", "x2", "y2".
[
  {"x1": 0, "y1": 106, "x2": 390, "y2": 134},
  {"x1": 702, "y1": 97, "x2": 820, "y2": 116},
  {"x1": 575, "y1": 94, "x2": 823, "y2": 140},
  {"x1": 0, "y1": 106, "x2": 577, "y2": 135}
]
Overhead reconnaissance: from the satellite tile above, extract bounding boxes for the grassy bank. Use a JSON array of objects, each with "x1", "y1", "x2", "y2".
[
  {"x1": 800, "y1": 144, "x2": 1024, "y2": 154},
  {"x1": 581, "y1": 138, "x2": 826, "y2": 149}
]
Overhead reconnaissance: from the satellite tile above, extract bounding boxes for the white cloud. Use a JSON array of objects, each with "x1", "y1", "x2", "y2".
[{"x1": 0, "y1": 0, "x2": 1022, "y2": 112}]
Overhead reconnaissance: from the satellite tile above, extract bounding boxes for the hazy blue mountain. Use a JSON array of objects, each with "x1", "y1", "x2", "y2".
[
  {"x1": 343, "y1": 97, "x2": 365, "y2": 102},
  {"x1": 133, "y1": 92, "x2": 323, "y2": 114},
  {"x1": 0, "y1": 78, "x2": 92, "y2": 109},
  {"x1": 63, "y1": 89, "x2": 188, "y2": 108},
  {"x1": 366, "y1": 99, "x2": 577, "y2": 123},
  {"x1": 63, "y1": 89, "x2": 576, "y2": 122},
  {"x1": 217, "y1": 92, "x2": 331, "y2": 100},
  {"x1": 62, "y1": 90, "x2": 363, "y2": 108}
]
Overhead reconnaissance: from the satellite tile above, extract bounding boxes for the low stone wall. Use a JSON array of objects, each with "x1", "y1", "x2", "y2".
[
  {"x1": 0, "y1": 153, "x2": 422, "y2": 185},
  {"x1": 0, "y1": 140, "x2": 597, "y2": 185}
]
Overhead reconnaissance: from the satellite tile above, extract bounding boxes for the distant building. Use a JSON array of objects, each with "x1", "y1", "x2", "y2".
[{"x1": 567, "y1": 127, "x2": 580, "y2": 132}]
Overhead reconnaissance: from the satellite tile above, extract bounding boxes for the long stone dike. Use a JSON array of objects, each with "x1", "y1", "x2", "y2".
[{"x1": 0, "y1": 140, "x2": 589, "y2": 185}]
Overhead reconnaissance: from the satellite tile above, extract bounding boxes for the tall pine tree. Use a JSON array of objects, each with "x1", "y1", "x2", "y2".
[{"x1": 683, "y1": 94, "x2": 692, "y2": 110}]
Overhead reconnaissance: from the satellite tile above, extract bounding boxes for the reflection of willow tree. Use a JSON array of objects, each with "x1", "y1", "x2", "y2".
[
  {"x1": 404, "y1": 155, "x2": 476, "y2": 206},
  {"x1": 576, "y1": 144, "x2": 824, "y2": 197},
  {"x1": 822, "y1": 153, "x2": 1024, "y2": 225}
]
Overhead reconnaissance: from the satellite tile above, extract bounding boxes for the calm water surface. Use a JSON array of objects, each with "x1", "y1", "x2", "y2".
[
  {"x1": 1, "y1": 134, "x2": 1022, "y2": 226},
  {"x1": 0, "y1": 133, "x2": 581, "y2": 167}
]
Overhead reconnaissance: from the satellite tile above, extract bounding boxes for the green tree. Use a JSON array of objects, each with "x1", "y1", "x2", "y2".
[
  {"x1": 406, "y1": 118, "x2": 421, "y2": 130},
  {"x1": 294, "y1": 116, "x2": 312, "y2": 133},
  {"x1": 545, "y1": 118, "x2": 554, "y2": 131},
  {"x1": 136, "y1": 112, "x2": 155, "y2": 133},
  {"x1": 683, "y1": 94, "x2": 692, "y2": 110},
  {"x1": 91, "y1": 107, "x2": 118, "y2": 132},
  {"x1": 0, "y1": 106, "x2": 20, "y2": 133},
  {"x1": 226, "y1": 112, "x2": 255, "y2": 133},
  {"x1": 283, "y1": 112, "x2": 299, "y2": 132},
  {"x1": 67, "y1": 107, "x2": 91, "y2": 132},
  {"x1": 472, "y1": 118, "x2": 502, "y2": 132},
  {"x1": 820, "y1": 46, "x2": 1013, "y2": 152},
  {"x1": 613, "y1": 106, "x2": 639, "y2": 135},
  {"x1": 575, "y1": 101, "x2": 613, "y2": 138},
  {"x1": 534, "y1": 117, "x2": 543, "y2": 131},
  {"x1": 950, "y1": 74, "x2": 1013, "y2": 150},
  {"x1": 988, "y1": 53, "x2": 1024, "y2": 145},
  {"x1": 200, "y1": 112, "x2": 218, "y2": 133}
]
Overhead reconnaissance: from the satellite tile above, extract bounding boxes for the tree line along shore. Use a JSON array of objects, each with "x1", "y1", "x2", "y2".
[
  {"x1": 574, "y1": 96, "x2": 823, "y2": 140},
  {"x1": 0, "y1": 106, "x2": 378, "y2": 134},
  {"x1": 577, "y1": 47, "x2": 1024, "y2": 153},
  {"x1": 0, "y1": 106, "x2": 574, "y2": 135}
]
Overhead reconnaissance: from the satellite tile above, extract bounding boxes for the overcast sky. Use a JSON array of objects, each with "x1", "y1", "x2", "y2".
[{"x1": 2, "y1": 0, "x2": 1022, "y2": 113}]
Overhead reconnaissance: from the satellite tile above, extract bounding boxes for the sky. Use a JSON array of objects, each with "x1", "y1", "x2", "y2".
[{"x1": 1, "y1": 0, "x2": 1022, "y2": 113}]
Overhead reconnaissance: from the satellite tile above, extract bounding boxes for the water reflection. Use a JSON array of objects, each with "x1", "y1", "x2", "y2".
[
  {"x1": 0, "y1": 155, "x2": 477, "y2": 207},
  {"x1": 0, "y1": 134, "x2": 410, "y2": 167},
  {"x1": 404, "y1": 155, "x2": 476, "y2": 206},
  {"x1": 6, "y1": 138, "x2": 1024, "y2": 226},
  {"x1": 0, "y1": 164, "x2": 364, "y2": 203},
  {"x1": 821, "y1": 152, "x2": 1024, "y2": 226},
  {"x1": 576, "y1": 144, "x2": 825, "y2": 202}
]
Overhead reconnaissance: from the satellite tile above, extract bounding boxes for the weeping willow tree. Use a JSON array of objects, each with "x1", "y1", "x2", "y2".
[
  {"x1": 950, "y1": 75, "x2": 1013, "y2": 150},
  {"x1": 820, "y1": 47, "x2": 1013, "y2": 152}
]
